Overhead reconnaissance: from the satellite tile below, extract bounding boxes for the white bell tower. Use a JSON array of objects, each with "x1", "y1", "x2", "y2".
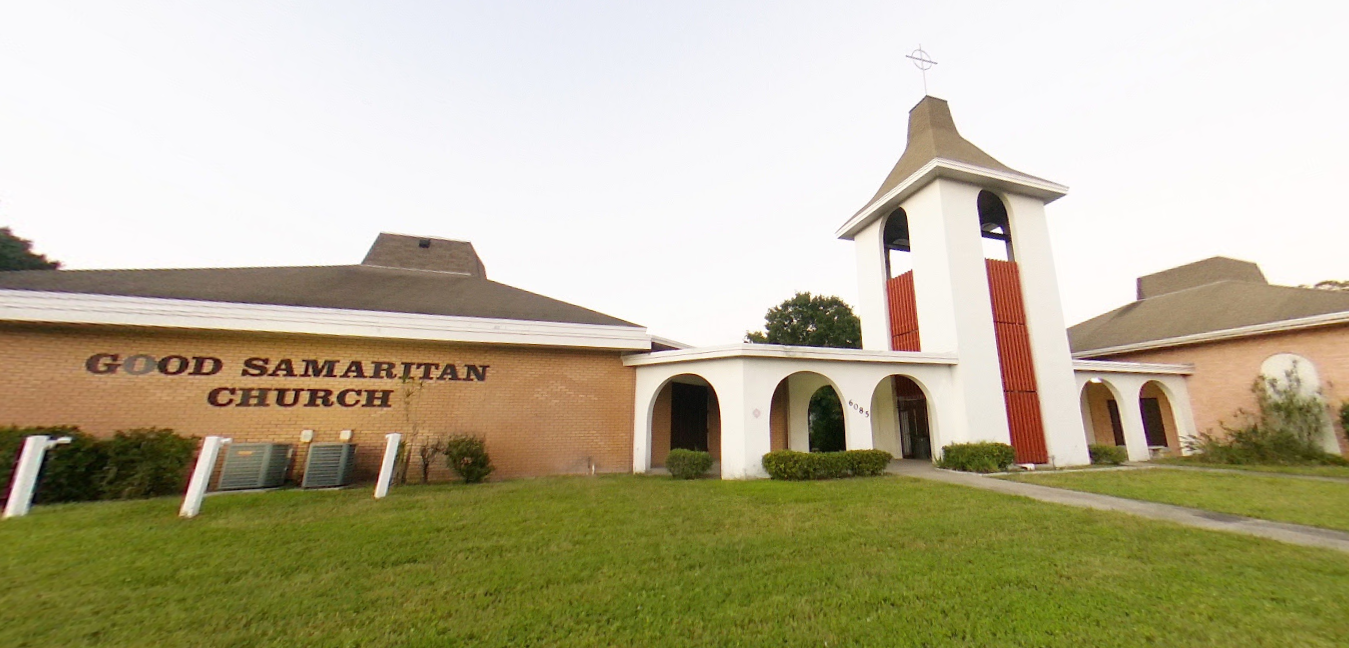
[{"x1": 836, "y1": 96, "x2": 1089, "y2": 466}]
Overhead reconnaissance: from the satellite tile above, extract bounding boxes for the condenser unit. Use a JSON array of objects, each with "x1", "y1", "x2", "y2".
[
  {"x1": 301, "y1": 443, "x2": 357, "y2": 489},
  {"x1": 217, "y1": 443, "x2": 293, "y2": 491}
]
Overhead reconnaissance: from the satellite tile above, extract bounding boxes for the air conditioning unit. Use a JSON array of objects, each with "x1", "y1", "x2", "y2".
[
  {"x1": 218, "y1": 443, "x2": 293, "y2": 491},
  {"x1": 302, "y1": 443, "x2": 357, "y2": 489}
]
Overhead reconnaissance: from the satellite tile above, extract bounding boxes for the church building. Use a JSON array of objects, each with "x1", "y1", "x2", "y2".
[{"x1": 0, "y1": 97, "x2": 1202, "y2": 481}]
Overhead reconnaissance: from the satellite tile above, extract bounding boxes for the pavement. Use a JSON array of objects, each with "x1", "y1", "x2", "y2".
[{"x1": 886, "y1": 460, "x2": 1349, "y2": 555}]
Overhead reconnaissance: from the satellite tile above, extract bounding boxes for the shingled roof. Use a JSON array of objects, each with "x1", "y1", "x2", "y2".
[
  {"x1": 1069, "y1": 257, "x2": 1349, "y2": 356},
  {"x1": 0, "y1": 233, "x2": 639, "y2": 328}
]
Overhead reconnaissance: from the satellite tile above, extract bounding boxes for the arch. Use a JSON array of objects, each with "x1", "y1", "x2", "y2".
[
  {"x1": 870, "y1": 373, "x2": 936, "y2": 460},
  {"x1": 977, "y1": 190, "x2": 1013, "y2": 261},
  {"x1": 1138, "y1": 380, "x2": 1181, "y2": 452},
  {"x1": 647, "y1": 373, "x2": 722, "y2": 469},
  {"x1": 1079, "y1": 378, "x2": 1127, "y2": 448},
  {"x1": 765, "y1": 371, "x2": 850, "y2": 453},
  {"x1": 883, "y1": 207, "x2": 912, "y2": 278},
  {"x1": 1257, "y1": 353, "x2": 1339, "y2": 452}
]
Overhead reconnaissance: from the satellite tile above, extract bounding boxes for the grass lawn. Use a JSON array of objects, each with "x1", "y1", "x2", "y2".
[
  {"x1": 1151, "y1": 457, "x2": 1349, "y2": 479},
  {"x1": 1006, "y1": 469, "x2": 1349, "y2": 532},
  {"x1": 3, "y1": 476, "x2": 1349, "y2": 647}
]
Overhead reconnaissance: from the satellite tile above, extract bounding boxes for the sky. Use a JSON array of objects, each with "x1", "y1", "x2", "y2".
[{"x1": 1, "y1": 1, "x2": 1346, "y2": 346}]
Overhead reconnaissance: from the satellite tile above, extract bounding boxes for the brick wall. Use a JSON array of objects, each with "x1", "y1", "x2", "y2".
[
  {"x1": 1100, "y1": 323, "x2": 1349, "y2": 453},
  {"x1": 0, "y1": 322, "x2": 637, "y2": 481}
]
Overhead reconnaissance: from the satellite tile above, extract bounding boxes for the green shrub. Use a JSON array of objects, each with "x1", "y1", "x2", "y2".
[
  {"x1": 444, "y1": 435, "x2": 495, "y2": 483},
  {"x1": 0, "y1": 426, "x2": 106, "y2": 505},
  {"x1": 843, "y1": 449, "x2": 894, "y2": 476},
  {"x1": 98, "y1": 428, "x2": 197, "y2": 500},
  {"x1": 665, "y1": 449, "x2": 714, "y2": 479},
  {"x1": 761, "y1": 449, "x2": 894, "y2": 480},
  {"x1": 1186, "y1": 372, "x2": 1347, "y2": 467},
  {"x1": 1088, "y1": 444, "x2": 1128, "y2": 466},
  {"x1": 936, "y1": 442, "x2": 1016, "y2": 473}
]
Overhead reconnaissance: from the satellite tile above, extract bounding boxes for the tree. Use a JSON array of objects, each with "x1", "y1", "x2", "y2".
[
  {"x1": 1307, "y1": 280, "x2": 1349, "y2": 292},
  {"x1": 744, "y1": 292, "x2": 861, "y2": 349},
  {"x1": 746, "y1": 292, "x2": 861, "y2": 452},
  {"x1": 0, "y1": 227, "x2": 59, "y2": 271}
]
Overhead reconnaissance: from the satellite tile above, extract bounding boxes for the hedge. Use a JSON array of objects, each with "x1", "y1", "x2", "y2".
[
  {"x1": 1088, "y1": 444, "x2": 1128, "y2": 466},
  {"x1": 936, "y1": 442, "x2": 1016, "y2": 473},
  {"x1": 0, "y1": 426, "x2": 196, "y2": 504},
  {"x1": 665, "y1": 449, "x2": 714, "y2": 479},
  {"x1": 761, "y1": 449, "x2": 893, "y2": 480}
]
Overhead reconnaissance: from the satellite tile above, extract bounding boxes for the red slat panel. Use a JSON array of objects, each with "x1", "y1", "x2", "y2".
[
  {"x1": 887, "y1": 271, "x2": 920, "y2": 351},
  {"x1": 986, "y1": 259, "x2": 1026, "y2": 324},
  {"x1": 1004, "y1": 392, "x2": 1049, "y2": 464},
  {"x1": 993, "y1": 321, "x2": 1038, "y2": 392}
]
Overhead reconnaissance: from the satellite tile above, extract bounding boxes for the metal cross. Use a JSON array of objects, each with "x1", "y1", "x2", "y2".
[{"x1": 906, "y1": 45, "x2": 937, "y2": 95}]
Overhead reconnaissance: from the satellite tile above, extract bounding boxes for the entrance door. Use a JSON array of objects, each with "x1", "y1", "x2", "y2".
[
  {"x1": 1106, "y1": 400, "x2": 1126, "y2": 446},
  {"x1": 898, "y1": 399, "x2": 931, "y2": 460},
  {"x1": 670, "y1": 383, "x2": 709, "y2": 452},
  {"x1": 1140, "y1": 398, "x2": 1168, "y2": 447}
]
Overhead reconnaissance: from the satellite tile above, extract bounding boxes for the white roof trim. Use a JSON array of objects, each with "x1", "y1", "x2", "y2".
[
  {"x1": 1073, "y1": 310, "x2": 1349, "y2": 359},
  {"x1": 0, "y1": 290, "x2": 651, "y2": 350},
  {"x1": 835, "y1": 158, "x2": 1070, "y2": 240},
  {"x1": 623, "y1": 343, "x2": 958, "y2": 367},
  {"x1": 1073, "y1": 359, "x2": 1194, "y2": 375}
]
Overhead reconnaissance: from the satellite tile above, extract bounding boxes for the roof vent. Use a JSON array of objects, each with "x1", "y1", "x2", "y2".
[{"x1": 361, "y1": 233, "x2": 486, "y2": 277}]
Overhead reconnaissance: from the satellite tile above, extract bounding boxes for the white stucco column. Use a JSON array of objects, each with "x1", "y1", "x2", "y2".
[
  {"x1": 902, "y1": 178, "x2": 1010, "y2": 446},
  {"x1": 870, "y1": 376, "x2": 902, "y2": 456},
  {"x1": 1004, "y1": 193, "x2": 1090, "y2": 466},
  {"x1": 1107, "y1": 376, "x2": 1152, "y2": 462},
  {"x1": 853, "y1": 218, "x2": 892, "y2": 351}
]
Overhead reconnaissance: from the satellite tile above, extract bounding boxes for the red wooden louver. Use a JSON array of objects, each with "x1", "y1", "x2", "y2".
[{"x1": 986, "y1": 259, "x2": 1049, "y2": 464}]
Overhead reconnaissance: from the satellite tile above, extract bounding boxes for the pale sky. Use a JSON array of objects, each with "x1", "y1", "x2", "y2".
[{"x1": 1, "y1": 1, "x2": 1346, "y2": 346}]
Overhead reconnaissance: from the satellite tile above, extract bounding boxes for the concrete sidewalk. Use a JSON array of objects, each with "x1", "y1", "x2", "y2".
[
  {"x1": 1141, "y1": 463, "x2": 1349, "y2": 484},
  {"x1": 887, "y1": 460, "x2": 1349, "y2": 555}
]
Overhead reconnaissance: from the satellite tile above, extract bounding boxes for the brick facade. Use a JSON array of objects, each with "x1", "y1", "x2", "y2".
[
  {"x1": 0, "y1": 322, "x2": 636, "y2": 482},
  {"x1": 1100, "y1": 323, "x2": 1349, "y2": 453}
]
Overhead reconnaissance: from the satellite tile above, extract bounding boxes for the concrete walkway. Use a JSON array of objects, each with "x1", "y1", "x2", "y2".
[{"x1": 886, "y1": 460, "x2": 1349, "y2": 555}]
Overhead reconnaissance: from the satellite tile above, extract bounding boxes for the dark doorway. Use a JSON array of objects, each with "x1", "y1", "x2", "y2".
[
  {"x1": 670, "y1": 383, "x2": 710, "y2": 452},
  {"x1": 1106, "y1": 400, "x2": 1126, "y2": 446},
  {"x1": 1140, "y1": 398, "x2": 1168, "y2": 447},
  {"x1": 893, "y1": 377, "x2": 931, "y2": 460}
]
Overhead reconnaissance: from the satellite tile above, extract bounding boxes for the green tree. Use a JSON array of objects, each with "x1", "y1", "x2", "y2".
[
  {"x1": 746, "y1": 292, "x2": 861, "y2": 452},
  {"x1": 744, "y1": 292, "x2": 861, "y2": 349},
  {"x1": 0, "y1": 227, "x2": 59, "y2": 271}
]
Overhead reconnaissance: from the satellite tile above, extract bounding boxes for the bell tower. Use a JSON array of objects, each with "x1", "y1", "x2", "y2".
[{"x1": 837, "y1": 96, "x2": 1089, "y2": 466}]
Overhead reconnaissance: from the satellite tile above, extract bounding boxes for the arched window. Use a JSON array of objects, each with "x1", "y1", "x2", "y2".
[
  {"x1": 883, "y1": 207, "x2": 912, "y2": 278},
  {"x1": 977, "y1": 190, "x2": 1013, "y2": 261}
]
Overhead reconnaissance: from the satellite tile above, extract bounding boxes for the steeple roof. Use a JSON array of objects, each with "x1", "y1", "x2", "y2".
[
  {"x1": 836, "y1": 95, "x2": 1066, "y2": 240},
  {"x1": 868, "y1": 96, "x2": 1023, "y2": 203}
]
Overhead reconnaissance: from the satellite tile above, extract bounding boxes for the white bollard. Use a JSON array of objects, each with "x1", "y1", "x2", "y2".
[
  {"x1": 3, "y1": 435, "x2": 73, "y2": 519},
  {"x1": 374, "y1": 433, "x2": 402, "y2": 499},
  {"x1": 179, "y1": 436, "x2": 231, "y2": 518}
]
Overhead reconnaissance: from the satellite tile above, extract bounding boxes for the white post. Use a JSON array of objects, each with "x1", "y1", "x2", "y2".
[
  {"x1": 179, "y1": 436, "x2": 231, "y2": 519},
  {"x1": 374, "y1": 433, "x2": 402, "y2": 499},
  {"x1": 3, "y1": 435, "x2": 72, "y2": 519}
]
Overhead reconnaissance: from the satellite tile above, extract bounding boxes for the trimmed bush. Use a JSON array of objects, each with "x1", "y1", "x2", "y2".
[
  {"x1": 444, "y1": 435, "x2": 495, "y2": 483},
  {"x1": 844, "y1": 449, "x2": 894, "y2": 477},
  {"x1": 761, "y1": 449, "x2": 894, "y2": 480},
  {"x1": 936, "y1": 442, "x2": 1016, "y2": 473},
  {"x1": 665, "y1": 449, "x2": 714, "y2": 479},
  {"x1": 1088, "y1": 444, "x2": 1128, "y2": 466},
  {"x1": 2, "y1": 426, "x2": 195, "y2": 504},
  {"x1": 99, "y1": 428, "x2": 197, "y2": 500}
]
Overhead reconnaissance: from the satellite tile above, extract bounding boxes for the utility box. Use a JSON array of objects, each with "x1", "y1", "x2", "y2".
[
  {"x1": 302, "y1": 443, "x2": 358, "y2": 489},
  {"x1": 218, "y1": 443, "x2": 293, "y2": 491}
]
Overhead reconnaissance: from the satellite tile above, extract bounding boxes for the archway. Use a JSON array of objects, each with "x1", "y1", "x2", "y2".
[
  {"x1": 871, "y1": 375, "x2": 934, "y2": 460},
  {"x1": 977, "y1": 190, "x2": 1013, "y2": 261},
  {"x1": 649, "y1": 374, "x2": 722, "y2": 468},
  {"x1": 1080, "y1": 379, "x2": 1126, "y2": 448},
  {"x1": 766, "y1": 371, "x2": 849, "y2": 453},
  {"x1": 1139, "y1": 380, "x2": 1181, "y2": 453}
]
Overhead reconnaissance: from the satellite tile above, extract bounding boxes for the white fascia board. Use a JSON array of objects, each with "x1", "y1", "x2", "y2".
[
  {"x1": 0, "y1": 290, "x2": 652, "y2": 351},
  {"x1": 1073, "y1": 359, "x2": 1194, "y2": 376},
  {"x1": 835, "y1": 159, "x2": 1070, "y2": 240},
  {"x1": 1072, "y1": 311, "x2": 1349, "y2": 359},
  {"x1": 649, "y1": 334, "x2": 693, "y2": 350},
  {"x1": 622, "y1": 343, "x2": 959, "y2": 367}
]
